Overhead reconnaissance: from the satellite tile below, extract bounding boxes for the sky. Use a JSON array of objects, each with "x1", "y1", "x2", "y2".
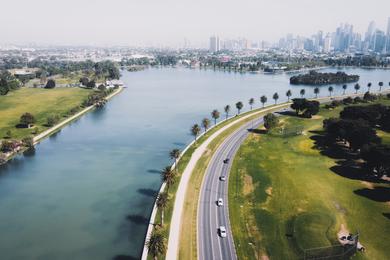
[{"x1": 1, "y1": 0, "x2": 390, "y2": 47}]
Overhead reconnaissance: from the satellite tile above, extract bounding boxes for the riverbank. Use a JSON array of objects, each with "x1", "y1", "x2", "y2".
[{"x1": 0, "y1": 87, "x2": 123, "y2": 165}]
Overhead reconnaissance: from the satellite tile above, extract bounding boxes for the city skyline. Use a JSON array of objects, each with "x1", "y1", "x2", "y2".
[{"x1": 0, "y1": 0, "x2": 390, "y2": 48}]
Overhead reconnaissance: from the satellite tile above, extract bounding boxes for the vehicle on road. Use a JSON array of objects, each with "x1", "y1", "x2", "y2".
[
  {"x1": 219, "y1": 175, "x2": 226, "y2": 181},
  {"x1": 219, "y1": 226, "x2": 227, "y2": 238},
  {"x1": 223, "y1": 158, "x2": 230, "y2": 164},
  {"x1": 217, "y1": 198, "x2": 223, "y2": 206}
]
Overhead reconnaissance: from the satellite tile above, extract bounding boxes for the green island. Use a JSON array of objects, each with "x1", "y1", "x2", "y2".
[
  {"x1": 290, "y1": 71, "x2": 360, "y2": 85},
  {"x1": 229, "y1": 95, "x2": 390, "y2": 260}
]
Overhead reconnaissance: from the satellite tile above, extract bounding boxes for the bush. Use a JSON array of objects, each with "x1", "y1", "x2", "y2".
[
  {"x1": 46, "y1": 114, "x2": 60, "y2": 127},
  {"x1": 353, "y1": 96, "x2": 363, "y2": 104},
  {"x1": 20, "y1": 112, "x2": 35, "y2": 128},
  {"x1": 342, "y1": 97, "x2": 353, "y2": 105},
  {"x1": 264, "y1": 113, "x2": 279, "y2": 132},
  {"x1": 363, "y1": 91, "x2": 377, "y2": 102},
  {"x1": 45, "y1": 79, "x2": 56, "y2": 89}
]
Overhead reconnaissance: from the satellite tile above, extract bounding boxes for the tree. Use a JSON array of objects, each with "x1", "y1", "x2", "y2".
[
  {"x1": 161, "y1": 166, "x2": 175, "y2": 190},
  {"x1": 264, "y1": 113, "x2": 279, "y2": 132},
  {"x1": 0, "y1": 140, "x2": 15, "y2": 152},
  {"x1": 156, "y1": 192, "x2": 169, "y2": 225},
  {"x1": 79, "y1": 77, "x2": 89, "y2": 86},
  {"x1": 354, "y1": 83, "x2": 360, "y2": 94},
  {"x1": 202, "y1": 118, "x2": 210, "y2": 132},
  {"x1": 367, "y1": 82, "x2": 372, "y2": 92},
  {"x1": 379, "y1": 81, "x2": 383, "y2": 92},
  {"x1": 211, "y1": 109, "x2": 220, "y2": 125},
  {"x1": 86, "y1": 80, "x2": 96, "y2": 89},
  {"x1": 169, "y1": 149, "x2": 180, "y2": 171},
  {"x1": 22, "y1": 136, "x2": 34, "y2": 149},
  {"x1": 303, "y1": 101, "x2": 320, "y2": 118},
  {"x1": 272, "y1": 92, "x2": 279, "y2": 104},
  {"x1": 224, "y1": 105, "x2": 230, "y2": 119},
  {"x1": 146, "y1": 231, "x2": 166, "y2": 260},
  {"x1": 342, "y1": 84, "x2": 347, "y2": 95},
  {"x1": 20, "y1": 112, "x2": 35, "y2": 128},
  {"x1": 314, "y1": 87, "x2": 320, "y2": 98},
  {"x1": 0, "y1": 78, "x2": 9, "y2": 95},
  {"x1": 300, "y1": 89, "x2": 305, "y2": 98},
  {"x1": 46, "y1": 114, "x2": 60, "y2": 127},
  {"x1": 260, "y1": 95, "x2": 267, "y2": 108},
  {"x1": 328, "y1": 86, "x2": 334, "y2": 97},
  {"x1": 361, "y1": 144, "x2": 390, "y2": 177},
  {"x1": 236, "y1": 101, "x2": 243, "y2": 114},
  {"x1": 45, "y1": 79, "x2": 56, "y2": 89},
  {"x1": 191, "y1": 124, "x2": 201, "y2": 141},
  {"x1": 249, "y1": 98, "x2": 255, "y2": 110},
  {"x1": 291, "y1": 98, "x2": 307, "y2": 115},
  {"x1": 286, "y1": 90, "x2": 292, "y2": 102}
]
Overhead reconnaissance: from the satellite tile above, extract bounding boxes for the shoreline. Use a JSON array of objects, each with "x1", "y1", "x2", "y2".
[{"x1": 1, "y1": 86, "x2": 123, "y2": 165}]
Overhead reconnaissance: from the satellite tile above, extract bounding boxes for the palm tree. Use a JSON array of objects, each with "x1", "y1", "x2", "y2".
[
  {"x1": 249, "y1": 98, "x2": 255, "y2": 110},
  {"x1": 211, "y1": 109, "x2": 220, "y2": 125},
  {"x1": 169, "y1": 149, "x2": 180, "y2": 171},
  {"x1": 328, "y1": 86, "x2": 334, "y2": 97},
  {"x1": 156, "y1": 192, "x2": 169, "y2": 225},
  {"x1": 161, "y1": 166, "x2": 175, "y2": 190},
  {"x1": 367, "y1": 82, "x2": 372, "y2": 92},
  {"x1": 286, "y1": 90, "x2": 292, "y2": 102},
  {"x1": 379, "y1": 82, "x2": 383, "y2": 92},
  {"x1": 314, "y1": 87, "x2": 320, "y2": 98},
  {"x1": 202, "y1": 118, "x2": 210, "y2": 132},
  {"x1": 354, "y1": 83, "x2": 360, "y2": 94},
  {"x1": 191, "y1": 124, "x2": 201, "y2": 141},
  {"x1": 235, "y1": 101, "x2": 243, "y2": 114},
  {"x1": 260, "y1": 95, "x2": 267, "y2": 108},
  {"x1": 300, "y1": 89, "x2": 305, "y2": 98},
  {"x1": 147, "y1": 231, "x2": 166, "y2": 260},
  {"x1": 224, "y1": 105, "x2": 230, "y2": 120},
  {"x1": 342, "y1": 84, "x2": 347, "y2": 95},
  {"x1": 272, "y1": 92, "x2": 279, "y2": 104}
]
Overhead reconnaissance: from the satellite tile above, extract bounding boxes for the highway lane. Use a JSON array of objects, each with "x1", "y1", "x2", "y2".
[{"x1": 198, "y1": 116, "x2": 265, "y2": 260}]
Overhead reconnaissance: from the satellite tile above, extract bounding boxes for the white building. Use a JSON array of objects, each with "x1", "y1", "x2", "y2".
[{"x1": 209, "y1": 36, "x2": 220, "y2": 52}]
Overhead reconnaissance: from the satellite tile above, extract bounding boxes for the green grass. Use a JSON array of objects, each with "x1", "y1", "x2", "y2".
[
  {"x1": 0, "y1": 87, "x2": 92, "y2": 140},
  {"x1": 229, "y1": 100, "x2": 390, "y2": 260}
]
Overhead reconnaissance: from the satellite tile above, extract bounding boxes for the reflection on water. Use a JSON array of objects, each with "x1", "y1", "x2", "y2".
[{"x1": 0, "y1": 67, "x2": 388, "y2": 260}]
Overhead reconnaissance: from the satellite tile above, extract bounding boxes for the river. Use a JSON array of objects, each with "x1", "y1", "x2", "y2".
[{"x1": 0, "y1": 67, "x2": 388, "y2": 260}]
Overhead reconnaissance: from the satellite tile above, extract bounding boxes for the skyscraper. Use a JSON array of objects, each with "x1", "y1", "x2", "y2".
[
  {"x1": 386, "y1": 17, "x2": 390, "y2": 53},
  {"x1": 209, "y1": 36, "x2": 220, "y2": 52}
]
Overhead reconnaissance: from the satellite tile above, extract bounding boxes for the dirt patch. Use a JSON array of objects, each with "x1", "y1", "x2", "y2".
[
  {"x1": 311, "y1": 115, "x2": 323, "y2": 120},
  {"x1": 265, "y1": 187, "x2": 272, "y2": 196},
  {"x1": 360, "y1": 181, "x2": 374, "y2": 189},
  {"x1": 261, "y1": 255, "x2": 270, "y2": 260},
  {"x1": 337, "y1": 224, "x2": 350, "y2": 244},
  {"x1": 333, "y1": 201, "x2": 347, "y2": 214},
  {"x1": 243, "y1": 174, "x2": 255, "y2": 196}
]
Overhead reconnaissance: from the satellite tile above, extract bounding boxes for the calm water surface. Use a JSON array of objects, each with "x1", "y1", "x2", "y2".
[{"x1": 0, "y1": 67, "x2": 388, "y2": 259}]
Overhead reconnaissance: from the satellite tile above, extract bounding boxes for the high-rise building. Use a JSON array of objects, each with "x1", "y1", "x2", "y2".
[
  {"x1": 386, "y1": 17, "x2": 390, "y2": 53},
  {"x1": 209, "y1": 36, "x2": 220, "y2": 52},
  {"x1": 373, "y1": 30, "x2": 386, "y2": 53},
  {"x1": 323, "y1": 34, "x2": 332, "y2": 52}
]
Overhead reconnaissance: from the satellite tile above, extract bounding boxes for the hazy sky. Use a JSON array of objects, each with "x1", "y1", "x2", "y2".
[{"x1": 1, "y1": 0, "x2": 389, "y2": 47}]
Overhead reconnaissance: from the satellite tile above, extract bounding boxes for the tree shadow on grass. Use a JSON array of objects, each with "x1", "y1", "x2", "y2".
[
  {"x1": 353, "y1": 187, "x2": 390, "y2": 202},
  {"x1": 248, "y1": 129, "x2": 267, "y2": 135},
  {"x1": 137, "y1": 188, "x2": 158, "y2": 198},
  {"x1": 382, "y1": 213, "x2": 390, "y2": 220},
  {"x1": 112, "y1": 255, "x2": 138, "y2": 260}
]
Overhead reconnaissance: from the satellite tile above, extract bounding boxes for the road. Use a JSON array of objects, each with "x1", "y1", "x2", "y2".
[{"x1": 198, "y1": 116, "x2": 265, "y2": 260}]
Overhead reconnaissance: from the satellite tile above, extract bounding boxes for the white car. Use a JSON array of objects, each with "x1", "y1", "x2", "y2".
[
  {"x1": 219, "y1": 226, "x2": 227, "y2": 238},
  {"x1": 217, "y1": 198, "x2": 223, "y2": 206},
  {"x1": 219, "y1": 176, "x2": 226, "y2": 181}
]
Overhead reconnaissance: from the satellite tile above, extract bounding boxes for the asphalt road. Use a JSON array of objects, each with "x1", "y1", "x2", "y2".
[{"x1": 198, "y1": 115, "x2": 265, "y2": 260}]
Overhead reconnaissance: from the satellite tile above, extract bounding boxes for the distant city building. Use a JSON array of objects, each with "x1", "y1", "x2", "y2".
[
  {"x1": 209, "y1": 36, "x2": 220, "y2": 52},
  {"x1": 387, "y1": 17, "x2": 390, "y2": 53}
]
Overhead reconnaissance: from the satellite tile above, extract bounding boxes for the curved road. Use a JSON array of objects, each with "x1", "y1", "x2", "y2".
[{"x1": 198, "y1": 116, "x2": 265, "y2": 260}]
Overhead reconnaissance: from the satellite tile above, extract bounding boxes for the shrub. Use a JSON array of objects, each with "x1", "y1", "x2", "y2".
[
  {"x1": 20, "y1": 112, "x2": 35, "y2": 128},
  {"x1": 342, "y1": 97, "x2": 353, "y2": 105},
  {"x1": 46, "y1": 114, "x2": 60, "y2": 127},
  {"x1": 264, "y1": 113, "x2": 279, "y2": 132},
  {"x1": 45, "y1": 79, "x2": 56, "y2": 89}
]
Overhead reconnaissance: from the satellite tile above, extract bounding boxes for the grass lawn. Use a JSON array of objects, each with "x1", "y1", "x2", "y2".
[
  {"x1": 229, "y1": 99, "x2": 390, "y2": 259},
  {"x1": 0, "y1": 87, "x2": 92, "y2": 140}
]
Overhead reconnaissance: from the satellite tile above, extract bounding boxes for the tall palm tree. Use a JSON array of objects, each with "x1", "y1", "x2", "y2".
[
  {"x1": 156, "y1": 192, "x2": 169, "y2": 225},
  {"x1": 300, "y1": 89, "x2": 305, "y2": 98},
  {"x1": 202, "y1": 118, "x2": 210, "y2": 132},
  {"x1": 260, "y1": 95, "x2": 267, "y2": 108},
  {"x1": 224, "y1": 105, "x2": 230, "y2": 119},
  {"x1": 328, "y1": 86, "x2": 334, "y2": 97},
  {"x1": 211, "y1": 109, "x2": 220, "y2": 125},
  {"x1": 354, "y1": 83, "x2": 360, "y2": 94},
  {"x1": 286, "y1": 90, "x2": 292, "y2": 102},
  {"x1": 169, "y1": 148, "x2": 180, "y2": 171},
  {"x1": 342, "y1": 84, "x2": 347, "y2": 95},
  {"x1": 379, "y1": 82, "x2": 383, "y2": 92},
  {"x1": 161, "y1": 166, "x2": 175, "y2": 190},
  {"x1": 249, "y1": 98, "x2": 255, "y2": 110},
  {"x1": 367, "y1": 82, "x2": 372, "y2": 92},
  {"x1": 273, "y1": 92, "x2": 279, "y2": 104},
  {"x1": 236, "y1": 101, "x2": 243, "y2": 114},
  {"x1": 314, "y1": 87, "x2": 320, "y2": 98},
  {"x1": 147, "y1": 231, "x2": 166, "y2": 260},
  {"x1": 191, "y1": 124, "x2": 201, "y2": 141}
]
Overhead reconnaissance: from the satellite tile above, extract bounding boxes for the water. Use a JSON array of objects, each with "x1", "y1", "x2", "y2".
[{"x1": 0, "y1": 67, "x2": 388, "y2": 260}]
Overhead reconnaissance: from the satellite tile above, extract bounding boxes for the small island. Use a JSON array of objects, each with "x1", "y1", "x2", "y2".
[{"x1": 290, "y1": 71, "x2": 359, "y2": 85}]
